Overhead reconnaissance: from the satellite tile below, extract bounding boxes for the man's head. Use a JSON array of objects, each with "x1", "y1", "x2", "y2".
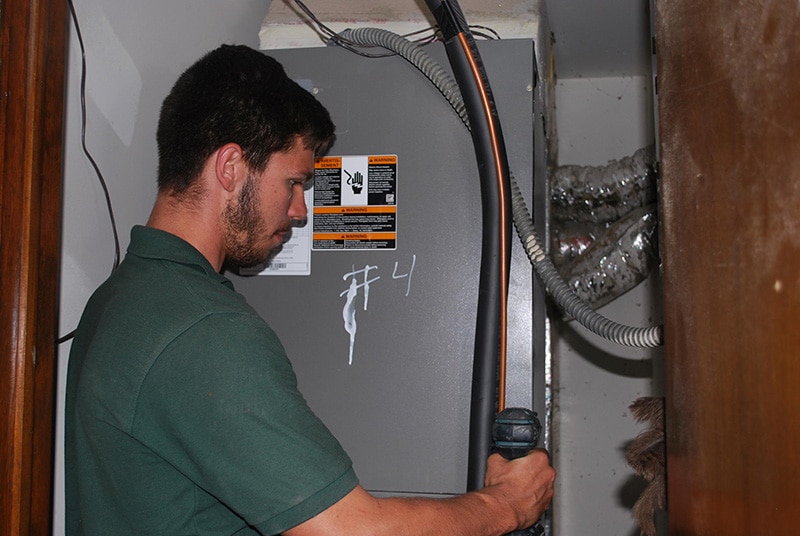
[{"x1": 156, "y1": 44, "x2": 334, "y2": 197}]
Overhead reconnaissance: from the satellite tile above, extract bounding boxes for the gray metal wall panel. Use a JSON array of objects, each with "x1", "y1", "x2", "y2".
[{"x1": 231, "y1": 39, "x2": 545, "y2": 496}]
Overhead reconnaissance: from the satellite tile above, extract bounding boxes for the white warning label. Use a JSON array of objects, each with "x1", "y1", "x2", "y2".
[{"x1": 312, "y1": 155, "x2": 397, "y2": 250}]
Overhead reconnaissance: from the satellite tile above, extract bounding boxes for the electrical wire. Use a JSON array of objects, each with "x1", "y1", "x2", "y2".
[
  {"x1": 467, "y1": 25, "x2": 501, "y2": 40},
  {"x1": 58, "y1": 0, "x2": 121, "y2": 345},
  {"x1": 399, "y1": 26, "x2": 440, "y2": 45},
  {"x1": 292, "y1": 0, "x2": 399, "y2": 58},
  {"x1": 292, "y1": 0, "x2": 498, "y2": 57}
]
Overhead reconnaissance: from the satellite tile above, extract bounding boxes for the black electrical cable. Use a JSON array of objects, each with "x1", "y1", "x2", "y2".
[
  {"x1": 423, "y1": 0, "x2": 512, "y2": 493},
  {"x1": 58, "y1": 0, "x2": 121, "y2": 345}
]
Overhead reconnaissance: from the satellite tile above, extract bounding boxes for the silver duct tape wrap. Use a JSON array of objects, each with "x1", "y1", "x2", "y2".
[
  {"x1": 551, "y1": 221, "x2": 603, "y2": 267},
  {"x1": 550, "y1": 146, "x2": 657, "y2": 224},
  {"x1": 560, "y1": 205, "x2": 659, "y2": 310}
]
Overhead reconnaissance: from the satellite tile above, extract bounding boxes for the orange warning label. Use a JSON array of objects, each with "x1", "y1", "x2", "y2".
[
  {"x1": 313, "y1": 233, "x2": 397, "y2": 241},
  {"x1": 368, "y1": 155, "x2": 397, "y2": 165},
  {"x1": 315, "y1": 156, "x2": 342, "y2": 169}
]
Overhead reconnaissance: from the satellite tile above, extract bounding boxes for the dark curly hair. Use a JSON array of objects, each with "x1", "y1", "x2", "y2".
[{"x1": 156, "y1": 44, "x2": 335, "y2": 195}]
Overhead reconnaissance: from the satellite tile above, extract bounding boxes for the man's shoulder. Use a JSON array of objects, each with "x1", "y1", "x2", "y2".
[{"x1": 108, "y1": 251, "x2": 249, "y2": 316}]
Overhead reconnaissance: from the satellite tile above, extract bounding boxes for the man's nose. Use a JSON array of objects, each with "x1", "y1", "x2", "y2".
[{"x1": 288, "y1": 184, "x2": 307, "y2": 220}]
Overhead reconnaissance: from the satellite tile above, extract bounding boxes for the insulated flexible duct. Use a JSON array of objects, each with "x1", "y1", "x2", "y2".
[
  {"x1": 550, "y1": 147, "x2": 657, "y2": 225},
  {"x1": 550, "y1": 148, "x2": 659, "y2": 308},
  {"x1": 339, "y1": 26, "x2": 664, "y2": 348},
  {"x1": 558, "y1": 205, "x2": 659, "y2": 309}
]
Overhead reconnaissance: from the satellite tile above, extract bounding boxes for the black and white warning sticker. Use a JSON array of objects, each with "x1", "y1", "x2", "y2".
[{"x1": 312, "y1": 155, "x2": 398, "y2": 250}]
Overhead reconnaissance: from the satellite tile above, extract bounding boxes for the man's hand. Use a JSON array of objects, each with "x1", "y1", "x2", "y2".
[{"x1": 480, "y1": 450, "x2": 556, "y2": 532}]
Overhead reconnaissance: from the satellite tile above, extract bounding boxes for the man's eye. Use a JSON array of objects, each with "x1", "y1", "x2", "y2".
[
  {"x1": 288, "y1": 181, "x2": 306, "y2": 197},
  {"x1": 291, "y1": 180, "x2": 310, "y2": 191}
]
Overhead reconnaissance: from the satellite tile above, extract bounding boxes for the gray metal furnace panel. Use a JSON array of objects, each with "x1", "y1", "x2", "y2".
[{"x1": 230, "y1": 39, "x2": 547, "y2": 496}]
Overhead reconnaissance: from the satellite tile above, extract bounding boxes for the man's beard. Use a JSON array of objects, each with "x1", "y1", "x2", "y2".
[{"x1": 222, "y1": 173, "x2": 270, "y2": 268}]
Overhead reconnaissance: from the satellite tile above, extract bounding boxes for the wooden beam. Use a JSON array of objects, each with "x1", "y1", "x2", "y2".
[
  {"x1": 0, "y1": 0, "x2": 68, "y2": 534},
  {"x1": 656, "y1": 0, "x2": 800, "y2": 532}
]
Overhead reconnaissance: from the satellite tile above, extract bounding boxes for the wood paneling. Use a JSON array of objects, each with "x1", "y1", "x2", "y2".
[
  {"x1": 0, "y1": 0, "x2": 68, "y2": 533},
  {"x1": 656, "y1": 1, "x2": 800, "y2": 533}
]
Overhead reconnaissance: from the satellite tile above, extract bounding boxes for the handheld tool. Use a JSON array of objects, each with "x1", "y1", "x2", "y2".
[{"x1": 492, "y1": 407, "x2": 545, "y2": 535}]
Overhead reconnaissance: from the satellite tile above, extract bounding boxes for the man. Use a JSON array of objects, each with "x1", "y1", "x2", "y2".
[{"x1": 65, "y1": 44, "x2": 555, "y2": 535}]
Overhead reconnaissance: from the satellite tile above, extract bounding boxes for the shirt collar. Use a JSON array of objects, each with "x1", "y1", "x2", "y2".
[{"x1": 127, "y1": 225, "x2": 234, "y2": 289}]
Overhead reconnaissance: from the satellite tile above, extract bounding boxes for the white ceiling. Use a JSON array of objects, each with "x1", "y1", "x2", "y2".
[{"x1": 262, "y1": 0, "x2": 653, "y2": 79}]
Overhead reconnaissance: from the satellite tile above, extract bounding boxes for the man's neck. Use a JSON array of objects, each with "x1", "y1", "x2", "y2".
[{"x1": 146, "y1": 194, "x2": 226, "y2": 272}]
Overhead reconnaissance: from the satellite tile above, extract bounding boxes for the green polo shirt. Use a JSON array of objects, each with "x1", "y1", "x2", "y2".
[{"x1": 65, "y1": 225, "x2": 357, "y2": 535}]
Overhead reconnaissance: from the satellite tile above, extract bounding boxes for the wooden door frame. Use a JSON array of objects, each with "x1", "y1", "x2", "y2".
[
  {"x1": 656, "y1": 0, "x2": 800, "y2": 533},
  {"x1": 1, "y1": 0, "x2": 68, "y2": 534}
]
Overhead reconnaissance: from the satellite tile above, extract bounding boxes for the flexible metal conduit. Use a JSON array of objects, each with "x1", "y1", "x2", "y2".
[{"x1": 340, "y1": 27, "x2": 664, "y2": 349}]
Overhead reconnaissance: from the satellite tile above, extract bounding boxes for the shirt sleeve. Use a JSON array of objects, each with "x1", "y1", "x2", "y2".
[{"x1": 131, "y1": 311, "x2": 358, "y2": 534}]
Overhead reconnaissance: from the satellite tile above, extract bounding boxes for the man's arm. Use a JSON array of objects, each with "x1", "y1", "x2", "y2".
[{"x1": 284, "y1": 450, "x2": 555, "y2": 536}]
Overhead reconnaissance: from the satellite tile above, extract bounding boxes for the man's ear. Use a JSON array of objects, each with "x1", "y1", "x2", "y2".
[{"x1": 215, "y1": 143, "x2": 245, "y2": 193}]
